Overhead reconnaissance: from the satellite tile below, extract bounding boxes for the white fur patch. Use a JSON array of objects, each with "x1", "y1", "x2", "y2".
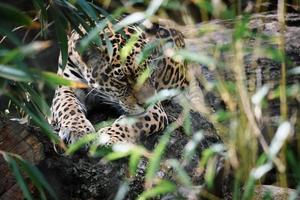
[{"x1": 98, "y1": 132, "x2": 111, "y2": 145}]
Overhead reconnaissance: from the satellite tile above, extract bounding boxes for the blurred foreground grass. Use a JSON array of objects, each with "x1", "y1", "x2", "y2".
[{"x1": 0, "y1": 0, "x2": 299, "y2": 199}]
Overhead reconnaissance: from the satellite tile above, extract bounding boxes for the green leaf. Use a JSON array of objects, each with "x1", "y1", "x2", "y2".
[
  {"x1": 89, "y1": 145, "x2": 112, "y2": 157},
  {"x1": 135, "y1": 41, "x2": 159, "y2": 65},
  {"x1": 183, "y1": 131, "x2": 203, "y2": 162},
  {"x1": 167, "y1": 159, "x2": 192, "y2": 187},
  {"x1": 19, "y1": 83, "x2": 51, "y2": 117},
  {"x1": 7, "y1": 94, "x2": 59, "y2": 143},
  {"x1": 0, "y1": 3, "x2": 32, "y2": 27},
  {"x1": 1, "y1": 41, "x2": 51, "y2": 64},
  {"x1": 146, "y1": 0, "x2": 164, "y2": 16},
  {"x1": 120, "y1": 32, "x2": 140, "y2": 62},
  {"x1": 137, "y1": 180, "x2": 176, "y2": 200},
  {"x1": 288, "y1": 66, "x2": 300, "y2": 75},
  {"x1": 102, "y1": 144, "x2": 135, "y2": 161},
  {"x1": 162, "y1": 1, "x2": 182, "y2": 10},
  {"x1": 114, "y1": 181, "x2": 129, "y2": 200},
  {"x1": 0, "y1": 65, "x2": 87, "y2": 88},
  {"x1": 146, "y1": 89, "x2": 180, "y2": 107},
  {"x1": 286, "y1": 149, "x2": 300, "y2": 182},
  {"x1": 66, "y1": 133, "x2": 97, "y2": 155},
  {"x1": 79, "y1": 19, "x2": 108, "y2": 52},
  {"x1": 145, "y1": 125, "x2": 174, "y2": 184},
  {"x1": 104, "y1": 151, "x2": 131, "y2": 161},
  {"x1": 289, "y1": 184, "x2": 300, "y2": 200},
  {"x1": 195, "y1": 0, "x2": 213, "y2": 13},
  {"x1": 233, "y1": 15, "x2": 251, "y2": 40},
  {"x1": 135, "y1": 67, "x2": 152, "y2": 90},
  {"x1": 204, "y1": 157, "x2": 217, "y2": 189},
  {"x1": 177, "y1": 50, "x2": 217, "y2": 66},
  {"x1": 199, "y1": 144, "x2": 224, "y2": 168},
  {"x1": 113, "y1": 12, "x2": 145, "y2": 31},
  {"x1": 104, "y1": 32, "x2": 113, "y2": 61},
  {"x1": 0, "y1": 27, "x2": 21, "y2": 46},
  {"x1": 2, "y1": 152, "x2": 33, "y2": 200},
  {"x1": 32, "y1": 0, "x2": 48, "y2": 37},
  {"x1": 42, "y1": 71, "x2": 88, "y2": 88},
  {"x1": 241, "y1": 176, "x2": 256, "y2": 200},
  {"x1": 94, "y1": 119, "x2": 115, "y2": 131},
  {"x1": 268, "y1": 122, "x2": 292, "y2": 159},
  {"x1": 65, "y1": 8, "x2": 90, "y2": 35},
  {"x1": 76, "y1": 0, "x2": 98, "y2": 21},
  {"x1": 0, "y1": 65, "x2": 32, "y2": 82},
  {"x1": 89, "y1": 3, "x2": 112, "y2": 19},
  {"x1": 213, "y1": 110, "x2": 231, "y2": 123},
  {"x1": 183, "y1": 109, "x2": 192, "y2": 135},
  {"x1": 129, "y1": 150, "x2": 142, "y2": 176},
  {"x1": 52, "y1": 9, "x2": 68, "y2": 68},
  {"x1": 16, "y1": 157, "x2": 58, "y2": 200}
]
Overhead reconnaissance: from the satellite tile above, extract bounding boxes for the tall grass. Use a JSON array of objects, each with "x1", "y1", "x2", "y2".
[{"x1": 0, "y1": 0, "x2": 299, "y2": 199}]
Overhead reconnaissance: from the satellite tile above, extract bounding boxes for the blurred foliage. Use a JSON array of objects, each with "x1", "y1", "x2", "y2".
[{"x1": 0, "y1": 0, "x2": 299, "y2": 199}]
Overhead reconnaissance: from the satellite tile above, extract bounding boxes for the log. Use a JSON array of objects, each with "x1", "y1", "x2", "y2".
[
  {"x1": 0, "y1": 100, "x2": 223, "y2": 199},
  {"x1": 0, "y1": 119, "x2": 44, "y2": 199}
]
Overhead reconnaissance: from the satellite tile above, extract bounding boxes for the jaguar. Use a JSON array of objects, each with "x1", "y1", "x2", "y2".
[{"x1": 49, "y1": 17, "x2": 189, "y2": 145}]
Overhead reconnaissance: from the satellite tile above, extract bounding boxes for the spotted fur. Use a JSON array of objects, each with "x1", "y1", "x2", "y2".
[{"x1": 50, "y1": 18, "x2": 189, "y2": 145}]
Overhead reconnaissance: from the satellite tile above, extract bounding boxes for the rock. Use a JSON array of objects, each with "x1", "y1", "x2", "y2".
[
  {"x1": 183, "y1": 12, "x2": 300, "y2": 136},
  {"x1": 253, "y1": 185, "x2": 299, "y2": 200}
]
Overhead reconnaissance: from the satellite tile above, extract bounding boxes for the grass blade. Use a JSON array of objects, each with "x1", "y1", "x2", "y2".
[
  {"x1": 7, "y1": 94, "x2": 60, "y2": 143},
  {"x1": 114, "y1": 181, "x2": 129, "y2": 200},
  {"x1": 120, "y1": 32, "x2": 140, "y2": 62},
  {"x1": 52, "y1": 9, "x2": 68, "y2": 68},
  {"x1": 0, "y1": 65, "x2": 32, "y2": 82},
  {"x1": 177, "y1": 50, "x2": 217, "y2": 66},
  {"x1": 145, "y1": 125, "x2": 174, "y2": 186},
  {"x1": 66, "y1": 133, "x2": 97, "y2": 155},
  {"x1": 76, "y1": 0, "x2": 98, "y2": 21},
  {"x1": 0, "y1": 3, "x2": 32, "y2": 27},
  {"x1": 16, "y1": 157, "x2": 58, "y2": 200},
  {"x1": 167, "y1": 159, "x2": 192, "y2": 187},
  {"x1": 137, "y1": 180, "x2": 176, "y2": 200},
  {"x1": 19, "y1": 83, "x2": 51, "y2": 117},
  {"x1": 1, "y1": 41, "x2": 51, "y2": 64},
  {"x1": 1, "y1": 152, "x2": 33, "y2": 200},
  {"x1": 42, "y1": 71, "x2": 88, "y2": 88},
  {"x1": 146, "y1": 0, "x2": 164, "y2": 16},
  {"x1": 79, "y1": 19, "x2": 108, "y2": 52},
  {"x1": 129, "y1": 149, "x2": 142, "y2": 176}
]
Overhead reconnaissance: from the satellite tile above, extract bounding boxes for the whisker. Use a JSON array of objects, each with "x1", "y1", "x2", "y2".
[{"x1": 86, "y1": 88, "x2": 97, "y2": 98}]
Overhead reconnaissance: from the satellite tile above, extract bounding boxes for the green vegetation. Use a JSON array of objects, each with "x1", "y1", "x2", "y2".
[{"x1": 0, "y1": 0, "x2": 299, "y2": 199}]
